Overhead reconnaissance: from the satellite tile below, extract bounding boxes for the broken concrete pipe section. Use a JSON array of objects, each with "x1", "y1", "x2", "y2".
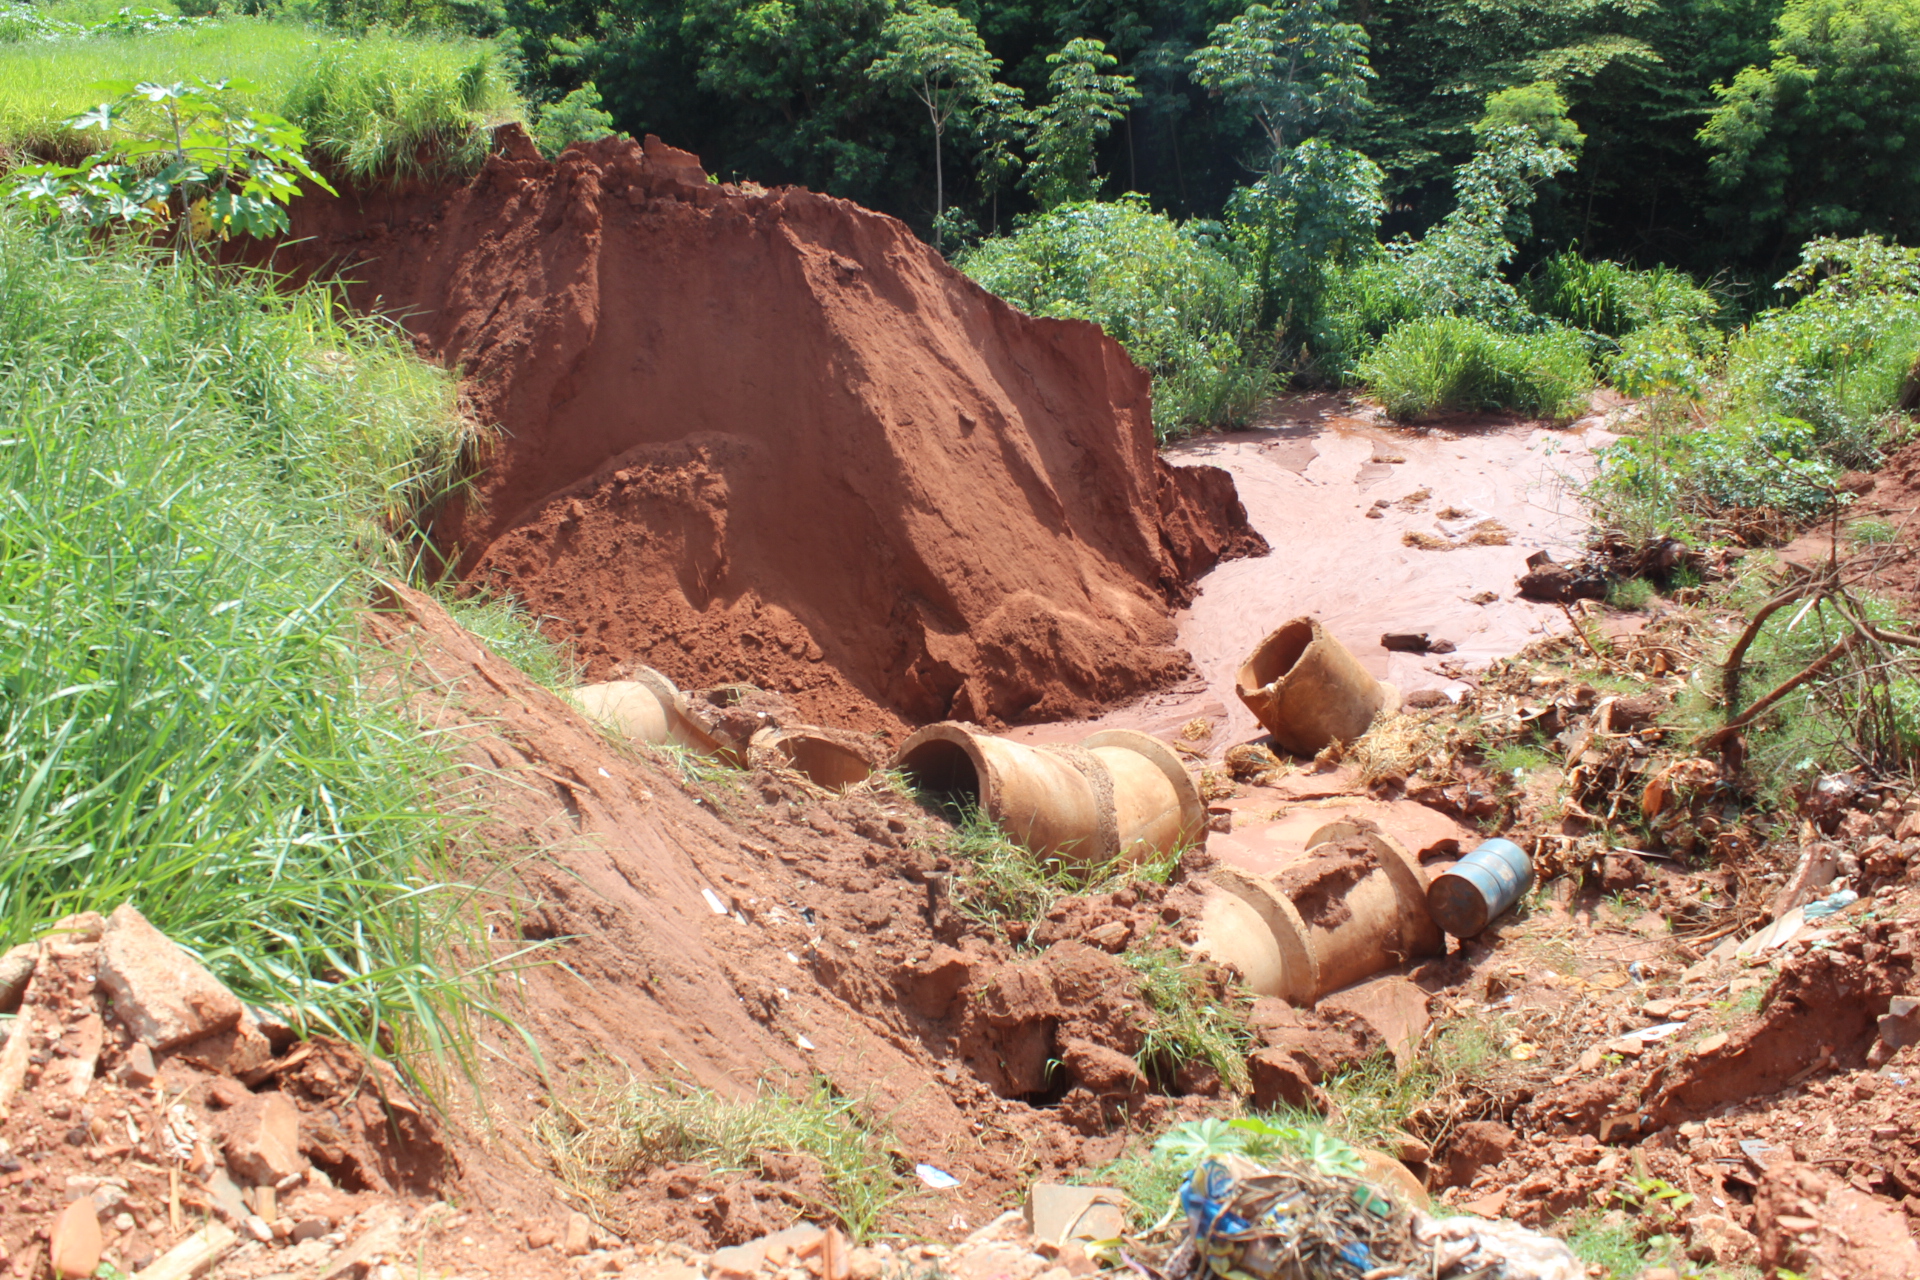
[
  {"x1": 893, "y1": 723, "x2": 1206, "y2": 866},
  {"x1": 574, "y1": 668, "x2": 879, "y2": 793},
  {"x1": 1235, "y1": 617, "x2": 1398, "y2": 757},
  {"x1": 1196, "y1": 824, "x2": 1443, "y2": 1005}
]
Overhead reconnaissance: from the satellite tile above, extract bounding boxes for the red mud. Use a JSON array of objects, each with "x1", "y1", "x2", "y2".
[{"x1": 266, "y1": 129, "x2": 1263, "y2": 739}]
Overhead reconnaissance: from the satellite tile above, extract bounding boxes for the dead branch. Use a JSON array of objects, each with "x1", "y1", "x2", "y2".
[{"x1": 1702, "y1": 631, "x2": 1856, "y2": 750}]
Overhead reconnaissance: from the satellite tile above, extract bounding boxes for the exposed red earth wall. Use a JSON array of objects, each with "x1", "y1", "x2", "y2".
[{"x1": 269, "y1": 127, "x2": 1265, "y2": 736}]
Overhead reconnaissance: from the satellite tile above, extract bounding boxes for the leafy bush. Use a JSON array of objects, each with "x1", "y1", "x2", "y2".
[
  {"x1": 1359, "y1": 315, "x2": 1593, "y2": 419},
  {"x1": 1586, "y1": 416, "x2": 1840, "y2": 535},
  {"x1": 1527, "y1": 251, "x2": 1719, "y2": 338},
  {"x1": 532, "y1": 80, "x2": 615, "y2": 157},
  {"x1": 1310, "y1": 126, "x2": 1572, "y2": 379},
  {"x1": 1606, "y1": 320, "x2": 1723, "y2": 400},
  {"x1": 0, "y1": 222, "x2": 502, "y2": 1051},
  {"x1": 960, "y1": 196, "x2": 1265, "y2": 439},
  {"x1": 8, "y1": 77, "x2": 331, "y2": 240},
  {"x1": 1717, "y1": 239, "x2": 1920, "y2": 469}
]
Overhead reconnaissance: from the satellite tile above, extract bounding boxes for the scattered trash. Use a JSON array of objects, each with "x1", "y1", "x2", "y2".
[
  {"x1": 1621, "y1": 1022, "x2": 1687, "y2": 1043},
  {"x1": 1803, "y1": 888, "x2": 1859, "y2": 919},
  {"x1": 1168, "y1": 1153, "x2": 1582, "y2": 1280},
  {"x1": 916, "y1": 1164, "x2": 961, "y2": 1189},
  {"x1": 701, "y1": 888, "x2": 730, "y2": 915},
  {"x1": 1427, "y1": 838, "x2": 1533, "y2": 938},
  {"x1": 795, "y1": 1034, "x2": 815, "y2": 1051}
]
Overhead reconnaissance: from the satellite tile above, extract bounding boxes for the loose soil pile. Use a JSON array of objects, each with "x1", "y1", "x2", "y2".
[{"x1": 268, "y1": 128, "x2": 1262, "y2": 739}]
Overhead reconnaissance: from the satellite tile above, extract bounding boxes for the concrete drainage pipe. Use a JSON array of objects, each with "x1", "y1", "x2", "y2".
[
  {"x1": 892, "y1": 722, "x2": 1205, "y2": 868},
  {"x1": 1235, "y1": 617, "x2": 1399, "y2": 756},
  {"x1": 570, "y1": 668, "x2": 725, "y2": 756},
  {"x1": 748, "y1": 726, "x2": 877, "y2": 793},
  {"x1": 1195, "y1": 824, "x2": 1443, "y2": 1005}
]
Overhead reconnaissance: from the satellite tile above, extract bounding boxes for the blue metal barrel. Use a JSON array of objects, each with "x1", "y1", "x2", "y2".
[{"x1": 1426, "y1": 838, "x2": 1533, "y2": 937}]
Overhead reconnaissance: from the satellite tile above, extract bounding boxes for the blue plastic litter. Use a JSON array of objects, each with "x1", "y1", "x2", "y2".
[
  {"x1": 1802, "y1": 888, "x2": 1858, "y2": 920},
  {"x1": 1179, "y1": 1159, "x2": 1378, "y2": 1279}
]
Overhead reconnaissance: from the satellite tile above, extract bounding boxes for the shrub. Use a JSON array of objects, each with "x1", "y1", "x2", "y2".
[
  {"x1": 1358, "y1": 315, "x2": 1593, "y2": 419},
  {"x1": 1309, "y1": 253, "x2": 1427, "y2": 379},
  {"x1": 1585, "y1": 415, "x2": 1840, "y2": 537},
  {"x1": 1527, "y1": 251, "x2": 1719, "y2": 338},
  {"x1": 532, "y1": 81, "x2": 616, "y2": 158},
  {"x1": 0, "y1": 222, "x2": 503, "y2": 1052},
  {"x1": 1606, "y1": 320, "x2": 1723, "y2": 400},
  {"x1": 958, "y1": 196, "x2": 1264, "y2": 440}
]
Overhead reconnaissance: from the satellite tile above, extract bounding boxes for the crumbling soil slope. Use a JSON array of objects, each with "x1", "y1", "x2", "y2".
[{"x1": 272, "y1": 129, "x2": 1263, "y2": 737}]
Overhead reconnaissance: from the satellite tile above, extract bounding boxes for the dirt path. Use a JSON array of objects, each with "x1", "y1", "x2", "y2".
[{"x1": 1010, "y1": 393, "x2": 1615, "y2": 754}]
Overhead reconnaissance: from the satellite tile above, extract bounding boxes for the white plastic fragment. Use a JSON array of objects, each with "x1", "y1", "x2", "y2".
[
  {"x1": 701, "y1": 888, "x2": 729, "y2": 915},
  {"x1": 1622, "y1": 1021, "x2": 1687, "y2": 1043},
  {"x1": 916, "y1": 1164, "x2": 961, "y2": 1189}
]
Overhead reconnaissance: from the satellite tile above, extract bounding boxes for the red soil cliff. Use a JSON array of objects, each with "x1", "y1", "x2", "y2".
[{"x1": 278, "y1": 127, "x2": 1265, "y2": 735}]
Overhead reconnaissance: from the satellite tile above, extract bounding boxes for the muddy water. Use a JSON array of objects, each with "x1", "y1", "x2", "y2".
[{"x1": 1012, "y1": 394, "x2": 1612, "y2": 755}]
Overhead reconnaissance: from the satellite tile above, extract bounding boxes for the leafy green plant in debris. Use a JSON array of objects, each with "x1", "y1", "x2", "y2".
[
  {"x1": 0, "y1": 219, "x2": 522, "y2": 1060},
  {"x1": 1122, "y1": 943, "x2": 1254, "y2": 1092},
  {"x1": 532, "y1": 81, "x2": 616, "y2": 159},
  {"x1": 8, "y1": 76, "x2": 331, "y2": 239},
  {"x1": 535, "y1": 1074, "x2": 902, "y2": 1241}
]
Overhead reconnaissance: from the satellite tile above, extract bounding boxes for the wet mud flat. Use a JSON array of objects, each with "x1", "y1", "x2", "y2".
[{"x1": 1011, "y1": 393, "x2": 1615, "y2": 755}]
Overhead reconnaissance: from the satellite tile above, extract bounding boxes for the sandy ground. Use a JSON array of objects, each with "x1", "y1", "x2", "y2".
[{"x1": 1011, "y1": 394, "x2": 1613, "y2": 753}]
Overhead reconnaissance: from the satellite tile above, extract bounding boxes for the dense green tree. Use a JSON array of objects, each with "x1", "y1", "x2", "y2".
[
  {"x1": 1700, "y1": 0, "x2": 1920, "y2": 262},
  {"x1": 869, "y1": 1, "x2": 1004, "y2": 226},
  {"x1": 1026, "y1": 37, "x2": 1140, "y2": 205},
  {"x1": 1189, "y1": 0, "x2": 1373, "y2": 161}
]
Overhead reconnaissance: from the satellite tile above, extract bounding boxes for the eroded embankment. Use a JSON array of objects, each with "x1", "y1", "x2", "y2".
[{"x1": 267, "y1": 127, "x2": 1263, "y2": 738}]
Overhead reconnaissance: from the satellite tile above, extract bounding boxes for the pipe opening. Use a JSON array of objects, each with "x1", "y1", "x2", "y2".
[
  {"x1": 1243, "y1": 618, "x2": 1314, "y2": 689},
  {"x1": 772, "y1": 735, "x2": 874, "y2": 793},
  {"x1": 895, "y1": 738, "x2": 981, "y2": 807}
]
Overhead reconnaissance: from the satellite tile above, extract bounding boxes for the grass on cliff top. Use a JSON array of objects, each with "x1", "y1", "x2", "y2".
[
  {"x1": 0, "y1": 16, "x2": 522, "y2": 180},
  {"x1": 0, "y1": 216, "x2": 551, "y2": 1061}
]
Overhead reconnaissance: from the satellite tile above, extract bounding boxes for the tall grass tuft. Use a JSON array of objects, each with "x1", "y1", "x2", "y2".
[
  {"x1": 1359, "y1": 316, "x2": 1593, "y2": 420},
  {"x1": 0, "y1": 221, "x2": 504, "y2": 1055},
  {"x1": 281, "y1": 32, "x2": 516, "y2": 181}
]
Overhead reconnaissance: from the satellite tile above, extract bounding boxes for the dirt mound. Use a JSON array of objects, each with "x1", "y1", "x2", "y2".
[
  {"x1": 271, "y1": 128, "x2": 1263, "y2": 737},
  {"x1": 361, "y1": 583, "x2": 1226, "y2": 1250}
]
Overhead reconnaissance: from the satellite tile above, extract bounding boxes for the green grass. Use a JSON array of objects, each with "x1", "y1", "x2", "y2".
[
  {"x1": 535, "y1": 1074, "x2": 903, "y2": 1241},
  {"x1": 1360, "y1": 315, "x2": 1594, "y2": 420},
  {"x1": 0, "y1": 18, "x2": 521, "y2": 177},
  {"x1": 940, "y1": 804, "x2": 1183, "y2": 929},
  {"x1": 1561, "y1": 1213, "x2": 1656, "y2": 1276},
  {"x1": 0, "y1": 220, "x2": 522, "y2": 1056},
  {"x1": 1849, "y1": 517, "x2": 1901, "y2": 548},
  {"x1": 1121, "y1": 943, "x2": 1254, "y2": 1092},
  {"x1": 1606, "y1": 576, "x2": 1656, "y2": 610}
]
